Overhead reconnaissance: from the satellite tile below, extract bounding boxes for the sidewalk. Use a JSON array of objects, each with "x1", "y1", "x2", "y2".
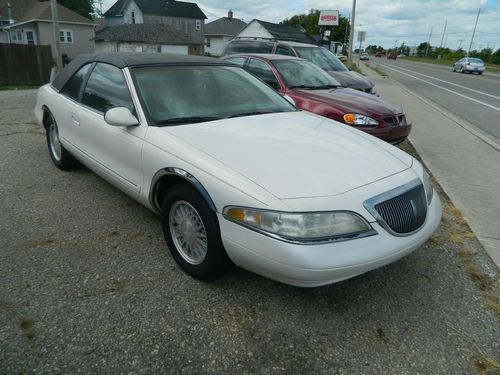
[{"x1": 358, "y1": 61, "x2": 500, "y2": 268}]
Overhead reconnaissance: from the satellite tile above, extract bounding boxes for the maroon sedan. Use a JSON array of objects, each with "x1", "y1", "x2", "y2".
[{"x1": 222, "y1": 54, "x2": 411, "y2": 144}]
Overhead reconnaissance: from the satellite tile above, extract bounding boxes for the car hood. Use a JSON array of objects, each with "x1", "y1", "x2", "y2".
[
  {"x1": 294, "y1": 87, "x2": 403, "y2": 116},
  {"x1": 161, "y1": 112, "x2": 412, "y2": 200},
  {"x1": 327, "y1": 71, "x2": 374, "y2": 91}
]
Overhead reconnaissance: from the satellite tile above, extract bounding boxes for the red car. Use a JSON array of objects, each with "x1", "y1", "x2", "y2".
[
  {"x1": 222, "y1": 54, "x2": 411, "y2": 144},
  {"x1": 387, "y1": 53, "x2": 397, "y2": 60}
]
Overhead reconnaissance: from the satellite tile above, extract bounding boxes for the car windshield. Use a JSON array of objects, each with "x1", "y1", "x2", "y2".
[
  {"x1": 273, "y1": 59, "x2": 342, "y2": 89},
  {"x1": 294, "y1": 47, "x2": 348, "y2": 72},
  {"x1": 132, "y1": 65, "x2": 296, "y2": 125},
  {"x1": 468, "y1": 58, "x2": 484, "y2": 64}
]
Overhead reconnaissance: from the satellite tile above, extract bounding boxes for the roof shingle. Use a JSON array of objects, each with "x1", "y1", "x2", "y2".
[
  {"x1": 94, "y1": 23, "x2": 198, "y2": 45},
  {"x1": 204, "y1": 16, "x2": 246, "y2": 36},
  {"x1": 255, "y1": 20, "x2": 316, "y2": 44},
  {"x1": 105, "y1": 0, "x2": 206, "y2": 20}
]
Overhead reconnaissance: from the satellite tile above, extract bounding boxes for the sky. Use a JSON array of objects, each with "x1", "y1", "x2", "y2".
[{"x1": 100, "y1": 0, "x2": 500, "y2": 51}]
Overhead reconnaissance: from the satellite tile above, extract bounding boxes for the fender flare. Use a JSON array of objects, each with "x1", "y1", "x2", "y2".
[{"x1": 149, "y1": 167, "x2": 217, "y2": 213}]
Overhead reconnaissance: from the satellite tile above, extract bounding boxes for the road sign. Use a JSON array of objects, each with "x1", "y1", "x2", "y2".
[
  {"x1": 318, "y1": 10, "x2": 339, "y2": 26},
  {"x1": 357, "y1": 31, "x2": 366, "y2": 42}
]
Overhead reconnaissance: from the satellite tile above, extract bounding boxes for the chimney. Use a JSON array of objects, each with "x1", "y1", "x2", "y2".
[
  {"x1": 7, "y1": 1, "x2": 14, "y2": 24},
  {"x1": 228, "y1": 10, "x2": 233, "y2": 21}
]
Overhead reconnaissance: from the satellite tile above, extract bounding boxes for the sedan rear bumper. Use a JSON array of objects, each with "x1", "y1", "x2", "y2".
[{"x1": 219, "y1": 192, "x2": 441, "y2": 287}]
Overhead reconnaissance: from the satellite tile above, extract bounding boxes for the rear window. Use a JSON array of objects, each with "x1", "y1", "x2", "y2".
[
  {"x1": 469, "y1": 58, "x2": 484, "y2": 64},
  {"x1": 223, "y1": 41, "x2": 274, "y2": 56}
]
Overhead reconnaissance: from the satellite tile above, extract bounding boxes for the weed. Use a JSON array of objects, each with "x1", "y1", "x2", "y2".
[{"x1": 19, "y1": 316, "x2": 35, "y2": 340}]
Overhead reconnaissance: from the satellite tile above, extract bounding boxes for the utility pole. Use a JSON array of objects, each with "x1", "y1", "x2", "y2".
[
  {"x1": 439, "y1": 20, "x2": 447, "y2": 48},
  {"x1": 347, "y1": 0, "x2": 356, "y2": 68},
  {"x1": 50, "y1": 0, "x2": 62, "y2": 72},
  {"x1": 468, "y1": 8, "x2": 481, "y2": 56},
  {"x1": 425, "y1": 27, "x2": 433, "y2": 57},
  {"x1": 443, "y1": 34, "x2": 448, "y2": 48}
]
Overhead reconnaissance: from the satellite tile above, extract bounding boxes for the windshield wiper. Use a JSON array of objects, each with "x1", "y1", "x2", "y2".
[
  {"x1": 157, "y1": 116, "x2": 221, "y2": 126},
  {"x1": 228, "y1": 111, "x2": 276, "y2": 118},
  {"x1": 290, "y1": 84, "x2": 340, "y2": 90}
]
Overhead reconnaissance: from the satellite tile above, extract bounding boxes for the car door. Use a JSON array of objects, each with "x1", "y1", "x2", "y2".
[{"x1": 77, "y1": 62, "x2": 145, "y2": 196}]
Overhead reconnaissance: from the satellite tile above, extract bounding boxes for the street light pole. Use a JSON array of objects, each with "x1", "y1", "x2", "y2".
[
  {"x1": 50, "y1": 0, "x2": 62, "y2": 73},
  {"x1": 347, "y1": 0, "x2": 356, "y2": 68},
  {"x1": 425, "y1": 26, "x2": 433, "y2": 57},
  {"x1": 468, "y1": 8, "x2": 481, "y2": 56}
]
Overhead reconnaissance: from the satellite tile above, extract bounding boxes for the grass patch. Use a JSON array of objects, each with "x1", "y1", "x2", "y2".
[
  {"x1": 0, "y1": 85, "x2": 40, "y2": 91},
  {"x1": 364, "y1": 62, "x2": 388, "y2": 77}
]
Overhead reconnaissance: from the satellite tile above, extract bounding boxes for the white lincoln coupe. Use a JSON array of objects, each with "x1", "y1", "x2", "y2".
[{"x1": 34, "y1": 53, "x2": 441, "y2": 287}]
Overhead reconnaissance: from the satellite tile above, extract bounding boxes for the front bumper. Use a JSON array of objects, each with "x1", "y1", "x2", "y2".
[
  {"x1": 219, "y1": 193, "x2": 441, "y2": 287},
  {"x1": 357, "y1": 123, "x2": 412, "y2": 144}
]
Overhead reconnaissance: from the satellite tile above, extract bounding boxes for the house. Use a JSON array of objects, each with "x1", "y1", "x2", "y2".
[
  {"x1": 100, "y1": 0, "x2": 206, "y2": 54},
  {"x1": 94, "y1": 23, "x2": 202, "y2": 55},
  {"x1": 204, "y1": 10, "x2": 246, "y2": 56},
  {"x1": 232, "y1": 19, "x2": 316, "y2": 44},
  {"x1": 0, "y1": 0, "x2": 96, "y2": 58}
]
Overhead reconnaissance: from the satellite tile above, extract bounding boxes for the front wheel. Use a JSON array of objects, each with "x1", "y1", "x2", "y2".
[
  {"x1": 478, "y1": 71, "x2": 483, "y2": 75},
  {"x1": 161, "y1": 184, "x2": 230, "y2": 279},
  {"x1": 45, "y1": 112, "x2": 78, "y2": 170}
]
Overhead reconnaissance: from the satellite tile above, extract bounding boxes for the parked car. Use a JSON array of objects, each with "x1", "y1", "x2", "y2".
[
  {"x1": 335, "y1": 53, "x2": 347, "y2": 62},
  {"x1": 223, "y1": 54, "x2": 411, "y2": 144},
  {"x1": 375, "y1": 51, "x2": 382, "y2": 57},
  {"x1": 35, "y1": 53, "x2": 441, "y2": 287},
  {"x1": 452, "y1": 57, "x2": 485, "y2": 74},
  {"x1": 222, "y1": 39, "x2": 377, "y2": 95},
  {"x1": 360, "y1": 53, "x2": 370, "y2": 61}
]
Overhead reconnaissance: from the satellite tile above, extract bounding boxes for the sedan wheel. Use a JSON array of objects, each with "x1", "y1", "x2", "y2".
[
  {"x1": 161, "y1": 184, "x2": 230, "y2": 278},
  {"x1": 45, "y1": 112, "x2": 77, "y2": 170}
]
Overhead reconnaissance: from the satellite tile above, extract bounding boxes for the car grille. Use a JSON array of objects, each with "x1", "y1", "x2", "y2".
[
  {"x1": 383, "y1": 114, "x2": 406, "y2": 126},
  {"x1": 364, "y1": 181, "x2": 427, "y2": 235}
]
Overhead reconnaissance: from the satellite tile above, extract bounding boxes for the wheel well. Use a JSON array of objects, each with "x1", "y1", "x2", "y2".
[
  {"x1": 42, "y1": 106, "x2": 51, "y2": 129},
  {"x1": 151, "y1": 171, "x2": 217, "y2": 214}
]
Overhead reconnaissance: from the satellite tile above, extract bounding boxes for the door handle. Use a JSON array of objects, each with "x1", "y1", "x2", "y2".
[{"x1": 71, "y1": 113, "x2": 80, "y2": 126}]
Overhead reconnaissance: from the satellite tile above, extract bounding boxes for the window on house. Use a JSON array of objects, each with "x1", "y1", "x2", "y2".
[
  {"x1": 205, "y1": 37, "x2": 210, "y2": 47},
  {"x1": 10, "y1": 30, "x2": 23, "y2": 42},
  {"x1": 131, "y1": 11, "x2": 136, "y2": 24},
  {"x1": 59, "y1": 29, "x2": 74, "y2": 43},
  {"x1": 25, "y1": 30, "x2": 36, "y2": 44},
  {"x1": 195, "y1": 19, "x2": 201, "y2": 31}
]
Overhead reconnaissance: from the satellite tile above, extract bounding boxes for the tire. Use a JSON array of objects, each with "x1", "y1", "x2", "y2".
[
  {"x1": 478, "y1": 72, "x2": 483, "y2": 75},
  {"x1": 161, "y1": 184, "x2": 230, "y2": 279},
  {"x1": 45, "y1": 112, "x2": 78, "y2": 170}
]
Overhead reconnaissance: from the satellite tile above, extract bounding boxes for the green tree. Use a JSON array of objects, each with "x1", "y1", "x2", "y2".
[
  {"x1": 282, "y1": 10, "x2": 350, "y2": 45},
  {"x1": 40, "y1": 0, "x2": 95, "y2": 20},
  {"x1": 416, "y1": 42, "x2": 430, "y2": 57},
  {"x1": 491, "y1": 49, "x2": 500, "y2": 65}
]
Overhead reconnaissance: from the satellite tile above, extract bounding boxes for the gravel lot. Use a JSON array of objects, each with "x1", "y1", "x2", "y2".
[{"x1": 0, "y1": 89, "x2": 498, "y2": 374}]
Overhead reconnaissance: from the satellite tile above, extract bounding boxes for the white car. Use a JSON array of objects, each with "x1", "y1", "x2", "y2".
[
  {"x1": 34, "y1": 53, "x2": 441, "y2": 287},
  {"x1": 453, "y1": 57, "x2": 486, "y2": 74}
]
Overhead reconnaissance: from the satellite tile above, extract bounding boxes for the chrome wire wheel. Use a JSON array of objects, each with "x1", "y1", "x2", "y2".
[
  {"x1": 169, "y1": 200, "x2": 208, "y2": 265},
  {"x1": 48, "y1": 122, "x2": 62, "y2": 161}
]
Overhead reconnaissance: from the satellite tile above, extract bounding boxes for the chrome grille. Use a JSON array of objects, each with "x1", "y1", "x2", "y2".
[{"x1": 364, "y1": 180, "x2": 427, "y2": 235}]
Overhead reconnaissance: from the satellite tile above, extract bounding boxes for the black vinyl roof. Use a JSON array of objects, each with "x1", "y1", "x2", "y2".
[{"x1": 51, "y1": 53, "x2": 231, "y2": 91}]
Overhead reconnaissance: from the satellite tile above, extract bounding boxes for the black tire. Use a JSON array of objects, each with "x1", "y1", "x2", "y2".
[
  {"x1": 45, "y1": 112, "x2": 78, "y2": 170},
  {"x1": 161, "y1": 184, "x2": 230, "y2": 279},
  {"x1": 478, "y1": 71, "x2": 483, "y2": 75}
]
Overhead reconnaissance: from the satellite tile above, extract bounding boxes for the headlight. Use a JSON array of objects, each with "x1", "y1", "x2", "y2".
[
  {"x1": 343, "y1": 113, "x2": 379, "y2": 126},
  {"x1": 370, "y1": 87, "x2": 377, "y2": 95},
  {"x1": 224, "y1": 207, "x2": 374, "y2": 243},
  {"x1": 422, "y1": 171, "x2": 434, "y2": 205}
]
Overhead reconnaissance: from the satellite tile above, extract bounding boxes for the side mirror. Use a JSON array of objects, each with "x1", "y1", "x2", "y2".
[
  {"x1": 282, "y1": 94, "x2": 296, "y2": 107},
  {"x1": 104, "y1": 107, "x2": 139, "y2": 127}
]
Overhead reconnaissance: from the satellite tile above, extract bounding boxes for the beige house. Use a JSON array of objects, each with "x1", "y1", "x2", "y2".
[{"x1": 0, "y1": 0, "x2": 96, "y2": 59}]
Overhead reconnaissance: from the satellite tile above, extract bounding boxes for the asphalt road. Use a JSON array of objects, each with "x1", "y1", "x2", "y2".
[
  {"x1": 374, "y1": 58, "x2": 500, "y2": 141},
  {"x1": 0, "y1": 90, "x2": 499, "y2": 374}
]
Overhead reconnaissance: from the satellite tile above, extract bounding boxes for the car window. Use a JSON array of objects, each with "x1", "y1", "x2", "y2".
[
  {"x1": 60, "y1": 63, "x2": 92, "y2": 100},
  {"x1": 274, "y1": 59, "x2": 341, "y2": 88},
  {"x1": 294, "y1": 47, "x2": 348, "y2": 72},
  {"x1": 469, "y1": 58, "x2": 484, "y2": 64},
  {"x1": 132, "y1": 65, "x2": 294, "y2": 125},
  {"x1": 223, "y1": 41, "x2": 274, "y2": 55},
  {"x1": 246, "y1": 59, "x2": 281, "y2": 90},
  {"x1": 82, "y1": 63, "x2": 134, "y2": 113},
  {"x1": 225, "y1": 57, "x2": 247, "y2": 67},
  {"x1": 276, "y1": 45, "x2": 295, "y2": 56}
]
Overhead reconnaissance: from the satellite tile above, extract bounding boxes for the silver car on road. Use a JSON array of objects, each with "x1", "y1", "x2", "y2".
[{"x1": 452, "y1": 57, "x2": 486, "y2": 75}]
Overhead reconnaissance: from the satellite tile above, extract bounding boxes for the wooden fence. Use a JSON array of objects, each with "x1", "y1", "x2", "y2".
[{"x1": 0, "y1": 43, "x2": 53, "y2": 86}]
